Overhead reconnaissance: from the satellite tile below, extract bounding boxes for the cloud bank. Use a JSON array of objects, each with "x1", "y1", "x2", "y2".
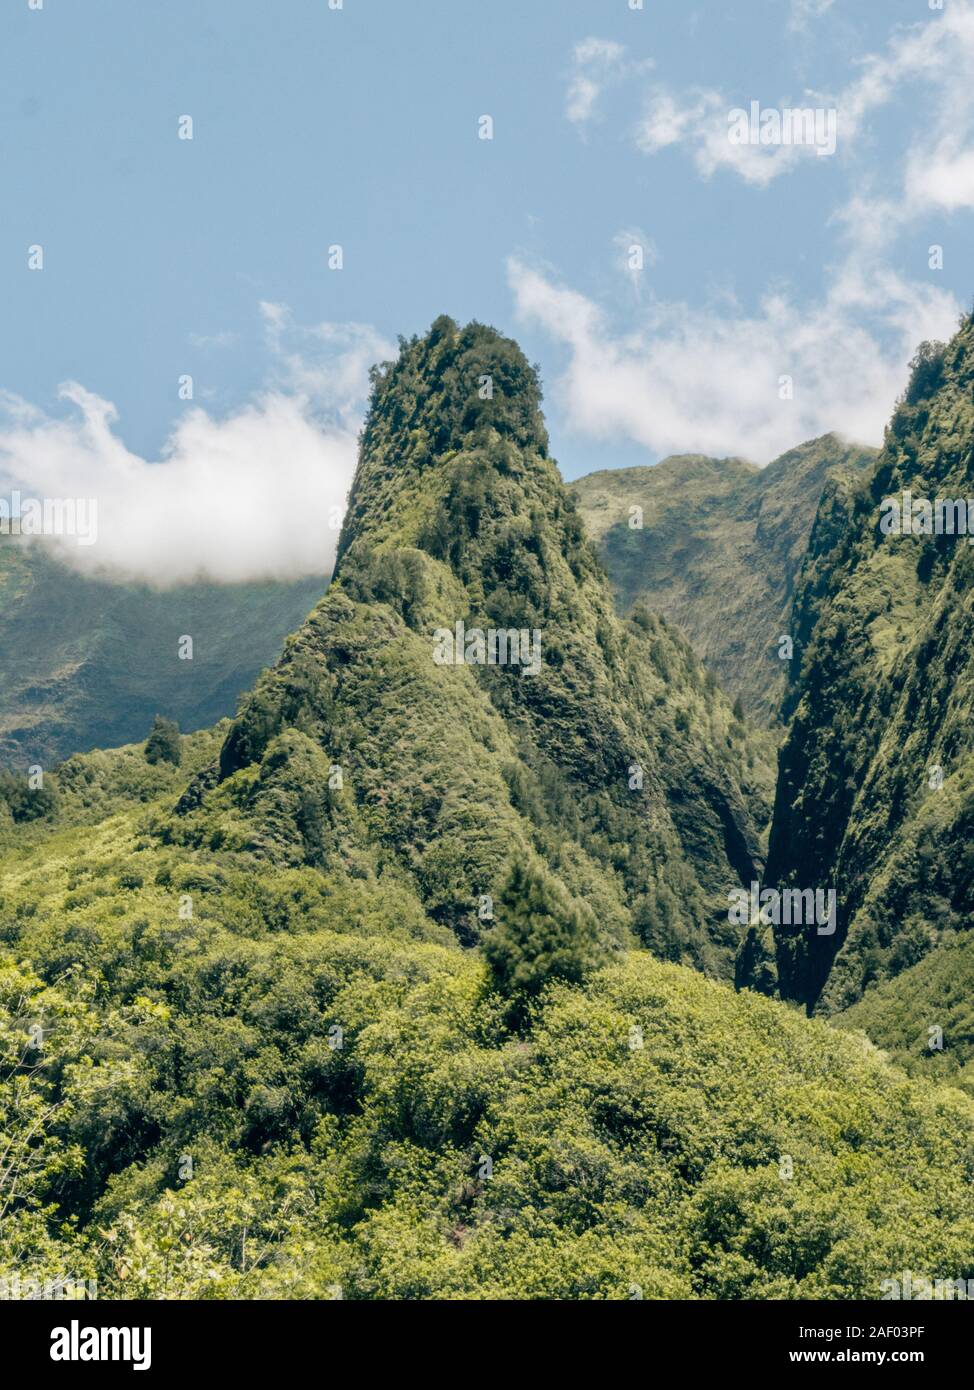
[
  {"x1": 508, "y1": 254, "x2": 960, "y2": 465},
  {"x1": 0, "y1": 314, "x2": 394, "y2": 588}
]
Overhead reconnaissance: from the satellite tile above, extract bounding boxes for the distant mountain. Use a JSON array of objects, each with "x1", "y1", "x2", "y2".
[
  {"x1": 4, "y1": 318, "x2": 973, "y2": 1301},
  {"x1": 0, "y1": 537, "x2": 325, "y2": 767},
  {"x1": 738, "y1": 319, "x2": 974, "y2": 1055},
  {"x1": 570, "y1": 436, "x2": 876, "y2": 724}
]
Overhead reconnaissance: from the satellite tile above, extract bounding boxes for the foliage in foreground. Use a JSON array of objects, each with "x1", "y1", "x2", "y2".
[{"x1": 1, "y1": 762, "x2": 973, "y2": 1300}]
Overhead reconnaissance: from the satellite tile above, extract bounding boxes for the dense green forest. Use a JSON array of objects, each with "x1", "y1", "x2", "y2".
[
  {"x1": 3, "y1": 317, "x2": 974, "y2": 1300},
  {"x1": 4, "y1": 732, "x2": 974, "y2": 1298}
]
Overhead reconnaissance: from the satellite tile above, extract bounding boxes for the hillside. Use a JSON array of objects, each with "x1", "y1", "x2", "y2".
[
  {"x1": 837, "y1": 935, "x2": 974, "y2": 1094},
  {"x1": 3, "y1": 737, "x2": 974, "y2": 1298},
  {"x1": 738, "y1": 319, "x2": 974, "y2": 1032},
  {"x1": 4, "y1": 317, "x2": 972, "y2": 1302},
  {"x1": 570, "y1": 436, "x2": 876, "y2": 725},
  {"x1": 0, "y1": 538, "x2": 324, "y2": 766}
]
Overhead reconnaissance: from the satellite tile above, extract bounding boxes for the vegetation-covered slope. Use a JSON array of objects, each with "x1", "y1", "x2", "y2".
[
  {"x1": 5, "y1": 317, "x2": 970, "y2": 1303},
  {"x1": 570, "y1": 436, "x2": 875, "y2": 725},
  {"x1": 741, "y1": 318, "x2": 974, "y2": 1021},
  {"x1": 0, "y1": 537, "x2": 324, "y2": 767},
  {"x1": 837, "y1": 935, "x2": 974, "y2": 1095},
  {"x1": 205, "y1": 316, "x2": 772, "y2": 976},
  {"x1": 3, "y1": 739, "x2": 974, "y2": 1299}
]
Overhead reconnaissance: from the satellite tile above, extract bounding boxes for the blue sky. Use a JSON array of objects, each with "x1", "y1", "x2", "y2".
[{"x1": 2, "y1": 0, "x2": 972, "y2": 582}]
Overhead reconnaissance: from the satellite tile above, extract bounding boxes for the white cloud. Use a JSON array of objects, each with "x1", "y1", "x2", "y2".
[
  {"x1": 188, "y1": 329, "x2": 238, "y2": 350},
  {"x1": 507, "y1": 254, "x2": 960, "y2": 465},
  {"x1": 259, "y1": 306, "x2": 393, "y2": 427},
  {"x1": 905, "y1": 147, "x2": 974, "y2": 212},
  {"x1": 634, "y1": 90, "x2": 713, "y2": 154},
  {"x1": 0, "y1": 311, "x2": 395, "y2": 587},
  {"x1": 789, "y1": 0, "x2": 836, "y2": 30},
  {"x1": 565, "y1": 37, "x2": 646, "y2": 128},
  {"x1": 632, "y1": 2, "x2": 974, "y2": 209},
  {"x1": 634, "y1": 90, "x2": 821, "y2": 187},
  {"x1": 889, "y1": 7, "x2": 974, "y2": 213},
  {"x1": 612, "y1": 226, "x2": 659, "y2": 298}
]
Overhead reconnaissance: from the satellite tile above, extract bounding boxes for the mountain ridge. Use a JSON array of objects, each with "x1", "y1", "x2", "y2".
[
  {"x1": 570, "y1": 434, "x2": 877, "y2": 724},
  {"x1": 738, "y1": 320, "x2": 974, "y2": 1053}
]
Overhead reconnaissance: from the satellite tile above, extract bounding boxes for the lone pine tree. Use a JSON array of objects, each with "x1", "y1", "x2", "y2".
[
  {"x1": 483, "y1": 853, "x2": 604, "y2": 1021},
  {"x1": 144, "y1": 715, "x2": 182, "y2": 767}
]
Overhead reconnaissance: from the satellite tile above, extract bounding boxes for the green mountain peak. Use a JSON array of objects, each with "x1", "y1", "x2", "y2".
[{"x1": 206, "y1": 318, "x2": 770, "y2": 972}]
